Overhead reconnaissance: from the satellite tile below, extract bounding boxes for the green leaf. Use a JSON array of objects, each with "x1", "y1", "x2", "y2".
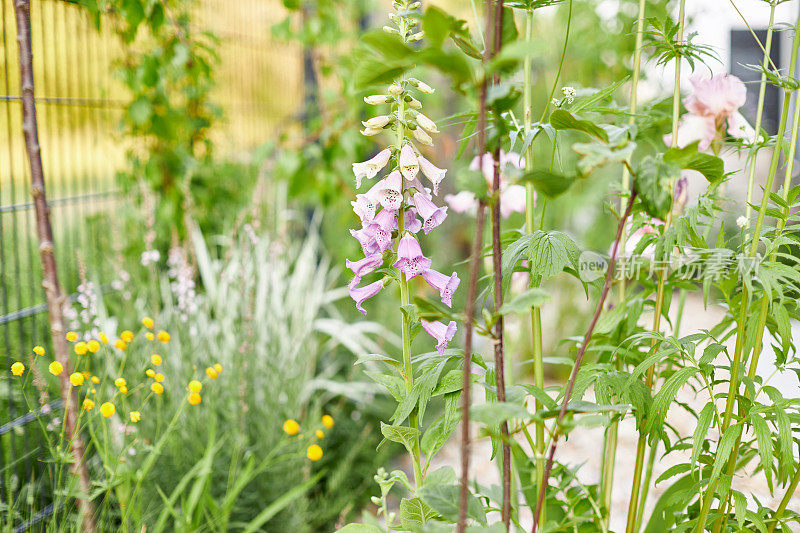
[
  {"x1": 497, "y1": 288, "x2": 550, "y2": 315},
  {"x1": 380, "y1": 422, "x2": 421, "y2": 454},
  {"x1": 527, "y1": 230, "x2": 581, "y2": 281},
  {"x1": 421, "y1": 392, "x2": 461, "y2": 462},
  {"x1": 516, "y1": 168, "x2": 577, "y2": 198},
  {"x1": 572, "y1": 142, "x2": 636, "y2": 176},
  {"x1": 710, "y1": 424, "x2": 742, "y2": 480},
  {"x1": 645, "y1": 366, "x2": 698, "y2": 435},
  {"x1": 417, "y1": 483, "x2": 487, "y2": 525},
  {"x1": 691, "y1": 403, "x2": 714, "y2": 472},
  {"x1": 751, "y1": 412, "x2": 774, "y2": 491},
  {"x1": 663, "y1": 143, "x2": 724, "y2": 183},
  {"x1": 400, "y1": 497, "x2": 437, "y2": 527},
  {"x1": 549, "y1": 109, "x2": 609, "y2": 142},
  {"x1": 470, "y1": 401, "x2": 530, "y2": 426},
  {"x1": 635, "y1": 155, "x2": 682, "y2": 220},
  {"x1": 335, "y1": 525, "x2": 383, "y2": 533},
  {"x1": 569, "y1": 76, "x2": 630, "y2": 113}
]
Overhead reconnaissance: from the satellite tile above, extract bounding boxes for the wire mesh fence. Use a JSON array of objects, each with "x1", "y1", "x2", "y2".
[{"x1": 0, "y1": 0, "x2": 302, "y2": 525}]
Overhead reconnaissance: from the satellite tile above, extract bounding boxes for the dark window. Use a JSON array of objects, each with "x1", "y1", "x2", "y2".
[{"x1": 730, "y1": 29, "x2": 781, "y2": 135}]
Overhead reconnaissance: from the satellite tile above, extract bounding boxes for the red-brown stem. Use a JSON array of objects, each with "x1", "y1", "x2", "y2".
[
  {"x1": 531, "y1": 186, "x2": 638, "y2": 533},
  {"x1": 13, "y1": 2, "x2": 96, "y2": 531},
  {"x1": 458, "y1": 0, "x2": 503, "y2": 530}
]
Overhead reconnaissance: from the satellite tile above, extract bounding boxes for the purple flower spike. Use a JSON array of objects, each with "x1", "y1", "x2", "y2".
[
  {"x1": 351, "y1": 193, "x2": 378, "y2": 224},
  {"x1": 349, "y1": 278, "x2": 384, "y2": 316},
  {"x1": 413, "y1": 193, "x2": 448, "y2": 234},
  {"x1": 393, "y1": 234, "x2": 431, "y2": 279},
  {"x1": 422, "y1": 269, "x2": 460, "y2": 307},
  {"x1": 350, "y1": 228, "x2": 380, "y2": 256},
  {"x1": 346, "y1": 253, "x2": 384, "y2": 282},
  {"x1": 405, "y1": 208, "x2": 422, "y2": 234},
  {"x1": 421, "y1": 319, "x2": 457, "y2": 356},
  {"x1": 361, "y1": 208, "x2": 397, "y2": 252}
]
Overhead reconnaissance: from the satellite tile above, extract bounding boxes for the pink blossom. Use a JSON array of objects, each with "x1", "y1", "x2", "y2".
[
  {"x1": 422, "y1": 269, "x2": 460, "y2": 307},
  {"x1": 444, "y1": 191, "x2": 478, "y2": 214},
  {"x1": 346, "y1": 253, "x2": 384, "y2": 283},
  {"x1": 421, "y1": 319, "x2": 457, "y2": 356},
  {"x1": 446, "y1": 151, "x2": 529, "y2": 218},
  {"x1": 348, "y1": 279, "x2": 384, "y2": 316},
  {"x1": 393, "y1": 234, "x2": 431, "y2": 279},
  {"x1": 412, "y1": 192, "x2": 448, "y2": 234}
]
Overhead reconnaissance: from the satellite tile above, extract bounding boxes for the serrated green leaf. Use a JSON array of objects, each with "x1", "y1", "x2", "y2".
[
  {"x1": 549, "y1": 109, "x2": 609, "y2": 141},
  {"x1": 497, "y1": 288, "x2": 550, "y2": 315},
  {"x1": 516, "y1": 168, "x2": 577, "y2": 198},
  {"x1": 400, "y1": 497, "x2": 437, "y2": 527},
  {"x1": 380, "y1": 422, "x2": 420, "y2": 454},
  {"x1": 711, "y1": 424, "x2": 742, "y2": 480},
  {"x1": 417, "y1": 483, "x2": 486, "y2": 525}
]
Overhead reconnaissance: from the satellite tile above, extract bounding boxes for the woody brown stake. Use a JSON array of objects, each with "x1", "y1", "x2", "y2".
[{"x1": 13, "y1": 1, "x2": 96, "y2": 531}]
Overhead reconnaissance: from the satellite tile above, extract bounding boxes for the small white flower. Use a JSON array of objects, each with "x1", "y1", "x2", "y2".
[
  {"x1": 364, "y1": 94, "x2": 391, "y2": 105},
  {"x1": 414, "y1": 80, "x2": 435, "y2": 94},
  {"x1": 388, "y1": 84, "x2": 403, "y2": 96},
  {"x1": 408, "y1": 32, "x2": 424, "y2": 42},
  {"x1": 352, "y1": 148, "x2": 392, "y2": 188},
  {"x1": 736, "y1": 216, "x2": 749, "y2": 229},
  {"x1": 412, "y1": 127, "x2": 433, "y2": 146},
  {"x1": 562, "y1": 86, "x2": 576, "y2": 99},
  {"x1": 415, "y1": 112, "x2": 439, "y2": 134},
  {"x1": 361, "y1": 115, "x2": 393, "y2": 129},
  {"x1": 399, "y1": 144, "x2": 420, "y2": 181},
  {"x1": 551, "y1": 98, "x2": 561, "y2": 108},
  {"x1": 407, "y1": 97, "x2": 422, "y2": 109}
]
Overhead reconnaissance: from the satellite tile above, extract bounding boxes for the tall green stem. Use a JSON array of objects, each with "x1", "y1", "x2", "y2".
[
  {"x1": 768, "y1": 467, "x2": 800, "y2": 533},
  {"x1": 600, "y1": 0, "x2": 646, "y2": 524},
  {"x1": 626, "y1": 3, "x2": 685, "y2": 532},
  {"x1": 695, "y1": 9, "x2": 800, "y2": 530}
]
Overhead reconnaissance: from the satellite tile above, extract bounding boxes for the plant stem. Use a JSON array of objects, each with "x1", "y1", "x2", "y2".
[
  {"x1": 768, "y1": 467, "x2": 800, "y2": 533},
  {"x1": 13, "y1": 2, "x2": 96, "y2": 531},
  {"x1": 743, "y1": 3, "x2": 776, "y2": 220},
  {"x1": 625, "y1": 3, "x2": 684, "y2": 530},
  {"x1": 600, "y1": 0, "x2": 646, "y2": 524},
  {"x1": 695, "y1": 9, "x2": 800, "y2": 530},
  {"x1": 531, "y1": 185, "x2": 638, "y2": 533}
]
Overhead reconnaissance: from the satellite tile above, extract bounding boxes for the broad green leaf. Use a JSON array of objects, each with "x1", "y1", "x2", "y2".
[
  {"x1": 516, "y1": 168, "x2": 577, "y2": 198},
  {"x1": 421, "y1": 392, "x2": 460, "y2": 463},
  {"x1": 497, "y1": 288, "x2": 550, "y2": 315},
  {"x1": 336, "y1": 525, "x2": 382, "y2": 533},
  {"x1": 400, "y1": 497, "x2": 437, "y2": 528},
  {"x1": 470, "y1": 401, "x2": 530, "y2": 426},
  {"x1": 424, "y1": 466, "x2": 456, "y2": 486},
  {"x1": 572, "y1": 141, "x2": 636, "y2": 176},
  {"x1": 527, "y1": 230, "x2": 580, "y2": 281},
  {"x1": 635, "y1": 155, "x2": 682, "y2": 220},
  {"x1": 549, "y1": 109, "x2": 609, "y2": 141},
  {"x1": 417, "y1": 483, "x2": 487, "y2": 525},
  {"x1": 380, "y1": 422, "x2": 421, "y2": 454}
]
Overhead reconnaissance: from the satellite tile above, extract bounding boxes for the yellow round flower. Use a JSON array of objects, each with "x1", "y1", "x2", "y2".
[
  {"x1": 91, "y1": 376, "x2": 100, "y2": 384},
  {"x1": 100, "y1": 402, "x2": 115, "y2": 418},
  {"x1": 315, "y1": 430, "x2": 324, "y2": 439},
  {"x1": 283, "y1": 419, "x2": 300, "y2": 436},
  {"x1": 157, "y1": 330, "x2": 170, "y2": 343},
  {"x1": 119, "y1": 386, "x2": 128, "y2": 395},
  {"x1": 48, "y1": 361, "x2": 63, "y2": 376},
  {"x1": 98, "y1": 332, "x2": 109, "y2": 344},
  {"x1": 69, "y1": 372, "x2": 84, "y2": 387},
  {"x1": 141, "y1": 317, "x2": 154, "y2": 329},
  {"x1": 213, "y1": 363, "x2": 223, "y2": 373},
  {"x1": 82, "y1": 371, "x2": 91, "y2": 379},
  {"x1": 145, "y1": 332, "x2": 155, "y2": 341},
  {"x1": 150, "y1": 382, "x2": 164, "y2": 395},
  {"x1": 74, "y1": 342, "x2": 88, "y2": 356},
  {"x1": 188, "y1": 380, "x2": 202, "y2": 393},
  {"x1": 145, "y1": 368, "x2": 156, "y2": 378},
  {"x1": 113, "y1": 340, "x2": 127, "y2": 351},
  {"x1": 205, "y1": 367, "x2": 218, "y2": 379},
  {"x1": 82, "y1": 398, "x2": 95, "y2": 411},
  {"x1": 32, "y1": 346, "x2": 45, "y2": 356},
  {"x1": 129, "y1": 411, "x2": 141, "y2": 423},
  {"x1": 188, "y1": 392, "x2": 202, "y2": 405},
  {"x1": 66, "y1": 332, "x2": 78, "y2": 342},
  {"x1": 114, "y1": 378, "x2": 127, "y2": 389},
  {"x1": 120, "y1": 331, "x2": 134, "y2": 343},
  {"x1": 306, "y1": 444, "x2": 323, "y2": 461},
  {"x1": 150, "y1": 354, "x2": 162, "y2": 366},
  {"x1": 87, "y1": 340, "x2": 100, "y2": 353},
  {"x1": 154, "y1": 373, "x2": 165, "y2": 383},
  {"x1": 11, "y1": 362, "x2": 25, "y2": 376},
  {"x1": 321, "y1": 415, "x2": 334, "y2": 429}
]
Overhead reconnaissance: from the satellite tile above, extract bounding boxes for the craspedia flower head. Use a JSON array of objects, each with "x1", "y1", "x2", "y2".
[
  {"x1": 87, "y1": 340, "x2": 100, "y2": 354},
  {"x1": 91, "y1": 376, "x2": 100, "y2": 384},
  {"x1": 120, "y1": 331, "x2": 134, "y2": 343},
  {"x1": 150, "y1": 354, "x2": 162, "y2": 366},
  {"x1": 213, "y1": 363, "x2": 222, "y2": 374},
  {"x1": 100, "y1": 402, "x2": 115, "y2": 418},
  {"x1": 321, "y1": 415, "x2": 334, "y2": 429},
  {"x1": 74, "y1": 342, "x2": 88, "y2": 356},
  {"x1": 145, "y1": 368, "x2": 156, "y2": 378},
  {"x1": 145, "y1": 332, "x2": 155, "y2": 341},
  {"x1": 113, "y1": 340, "x2": 127, "y2": 351},
  {"x1": 141, "y1": 317, "x2": 154, "y2": 329},
  {"x1": 83, "y1": 398, "x2": 95, "y2": 411},
  {"x1": 114, "y1": 378, "x2": 127, "y2": 389},
  {"x1": 69, "y1": 372, "x2": 84, "y2": 387},
  {"x1": 129, "y1": 411, "x2": 141, "y2": 423},
  {"x1": 11, "y1": 362, "x2": 25, "y2": 376},
  {"x1": 157, "y1": 330, "x2": 170, "y2": 343},
  {"x1": 150, "y1": 382, "x2": 164, "y2": 395},
  {"x1": 315, "y1": 430, "x2": 324, "y2": 439},
  {"x1": 187, "y1": 392, "x2": 201, "y2": 405},
  {"x1": 66, "y1": 332, "x2": 78, "y2": 342},
  {"x1": 48, "y1": 361, "x2": 63, "y2": 376},
  {"x1": 205, "y1": 367, "x2": 218, "y2": 379},
  {"x1": 283, "y1": 419, "x2": 300, "y2": 436},
  {"x1": 188, "y1": 380, "x2": 202, "y2": 393},
  {"x1": 119, "y1": 386, "x2": 128, "y2": 395},
  {"x1": 154, "y1": 373, "x2": 165, "y2": 383},
  {"x1": 32, "y1": 346, "x2": 45, "y2": 356},
  {"x1": 306, "y1": 444, "x2": 323, "y2": 461},
  {"x1": 98, "y1": 332, "x2": 108, "y2": 344}
]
